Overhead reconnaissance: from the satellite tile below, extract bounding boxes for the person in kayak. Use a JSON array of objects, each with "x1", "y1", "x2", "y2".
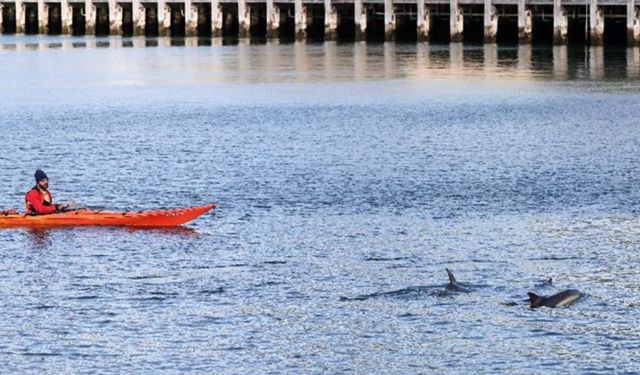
[{"x1": 25, "y1": 170, "x2": 70, "y2": 215}]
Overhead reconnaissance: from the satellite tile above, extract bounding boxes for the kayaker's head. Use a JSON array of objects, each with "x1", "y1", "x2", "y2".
[{"x1": 34, "y1": 169, "x2": 49, "y2": 190}]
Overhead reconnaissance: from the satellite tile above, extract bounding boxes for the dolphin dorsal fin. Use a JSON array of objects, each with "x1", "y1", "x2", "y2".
[{"x1": 446, "y1": 268, "x2": 458, "y2": 285}]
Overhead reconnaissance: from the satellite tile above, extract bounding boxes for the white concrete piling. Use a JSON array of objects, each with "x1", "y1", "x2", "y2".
[
  {"x1": 450, "y1": 0, "x2": 463, "y2": 42},
  {"x1": 355, "y1": 0, "x2": 366, "y2": 40},
  {"x1": 384, "y1": 0, "x2": 395, "y2": 41},
  {"x1": 483, "y1": 0, "x2": 497, "y2": 43},
  {"x1": 109, "y1": 0, "x2": 122, "y2": 35},
  {"x1": 38, "y1": 0, "x2": 46, "y2": 34},
  {"x1": 295, "y1": 0, "x2": 307, "y2": 40},
  {"x1": 157, "y1": 0, "x2": 170, "y2": 36},
  {"x1": 185, "y1": 0, "x2": 198, "y2": 36},
  {"x1": 132, "y1": 0, "x2": 145, "y2": 36},
  {"x1": 590, "y1": 0, "x2": 604, "y2": 45},
  {"x1": 417, "y1": 0, "x2": 429, "y2": 42},
  {"x1": 61, "y1": 0, "x2": 71, "y2": 34},
  {"x1": 16, "y1": 0, "x2": 25, "y2": 34},
  {"x1": 266, "y1": 0, "x2": 279, "y2": 38},
  {"x1": 627, "y1": 0, "x2": 639, "y2": 46},
  {"x1": 324, "y1": 0, "x2": 337, "y2": 41},
  {"x1": 518, "y1": 0, "x2": 532, "y2": 43},
  {"x1": 212, "y1": 0, "x2": 222, "y2": 37},
  {"x1": 238, "y1": 0, "x2": 250, "y2": 38},
  {"x1": 553, "y1": 0, "x2": 568, "y2": 45},
  {"x1": 85, "y1": 0, "x2": 96, "y2": 35}
]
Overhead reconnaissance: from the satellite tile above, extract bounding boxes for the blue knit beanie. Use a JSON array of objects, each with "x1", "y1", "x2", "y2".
[{"x1": 34, "y1": 170, "x2": 48, "y2": 183}]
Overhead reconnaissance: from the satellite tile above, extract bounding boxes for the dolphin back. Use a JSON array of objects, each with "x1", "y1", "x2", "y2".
[
  {"x1": 528, "y1": 289, "x2": 582, "y2": 308},
  {"x1": 546, "y1": 289, "x2": 582, "y2": 307},
  {"x1": 528, "y1": 292, "x2": 545, "y2": 308}
]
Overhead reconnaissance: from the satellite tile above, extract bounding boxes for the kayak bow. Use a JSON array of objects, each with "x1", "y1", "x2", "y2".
[{"x1": 0, "y1": 204, "x2": 216, "y2": 228}]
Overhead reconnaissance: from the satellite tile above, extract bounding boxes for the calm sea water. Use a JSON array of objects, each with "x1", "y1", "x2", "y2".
[{"x1": 1, "y1": 36, "x2": 640, "y2": 373}]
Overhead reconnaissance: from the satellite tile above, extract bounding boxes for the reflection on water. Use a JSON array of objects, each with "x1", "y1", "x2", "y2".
[
  {"x1": 121, "y1": 226, "x2": 198, "y2": 236},
  {"x1": 1, "y1": 35, "x2": 640, "y2": 82},
  {"x1": 554, "y1": 45, "x2": 568, "y2": 79},
  {"x1": 628, "y1": 48, "x2": 640, "y2": 78},
  {"x1": 0, "y1": 36, "x2": 215, "y2": 50},
  {"x1": 25, "y1": 228, "x2": 53, "y2": 249},
  {"x1": 21, "y1": 226, "x2": 198, "y2": 248}
]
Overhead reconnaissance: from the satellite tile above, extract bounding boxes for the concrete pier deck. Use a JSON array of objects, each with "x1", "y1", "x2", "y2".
[{"x1": 0, "y1": 0, "x2": 638, "y2": 45}]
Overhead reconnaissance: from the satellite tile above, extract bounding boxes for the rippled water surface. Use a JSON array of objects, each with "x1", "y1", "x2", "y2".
[{"x1": 1, "y1": 36, "x2": 640, "y2": 373}]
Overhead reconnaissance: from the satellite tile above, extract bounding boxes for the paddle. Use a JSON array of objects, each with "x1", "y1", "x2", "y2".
[
  {"x1": 57, "y1": 200, "x2": 78, "y2": 212},
  {"x1": 58, "y1": 202, "x2": 111, "y2": 213}
]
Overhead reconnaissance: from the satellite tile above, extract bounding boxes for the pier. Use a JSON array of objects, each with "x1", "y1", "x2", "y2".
[{"x1": 0, "y1": 0, "x2": 639, "y2": 45}]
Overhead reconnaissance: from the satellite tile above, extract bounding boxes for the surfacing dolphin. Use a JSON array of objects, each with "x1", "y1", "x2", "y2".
[
  {"x1": 535, "y1": 278, "x2": 553, "y2": 288},
  {"x1": 527, "y1": 289, "x2": 583, "y2": 308},
  {"x1": 445, "y1": 268, "x2": 472, "y2": 293},
  {"x1": 340, "y1": 268, "x2": 473, "y2": 301}
]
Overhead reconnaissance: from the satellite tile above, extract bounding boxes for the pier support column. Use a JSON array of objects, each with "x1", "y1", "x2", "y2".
[
  {"x1": 109, "y1": 0, "x2": 122, "y2": 35},
  {"x1": 185, "y1": 0, "x2": 197, "y2": 36},
  {"x1": 590, "y1": 0, "x2": 604, "y2": 45},
  {"x1": 417, "y1": 1, "x2": 429, "y2": 41},
  {"x1": 518, "y1": 0, "x2": 532, "y2": 43},
  {"x1": 38, "y1": 0, "x2": 47, "y2": 34},
  {"x1": 325, "y1": 0, "x2": 337, "y2": 40},
  {"x1": 212, "y1": 0, "x2": 222, "y2": 37},
  {"x1": 132, "y1": 0, "x2": 145, "y2": 35},
  {"x1": 450, "y1": 0, "x2": 463, "y2": 42},
  {"x1": 267, "y1": 0, "x2": 279, "y2": 38},
  {"x1": 85, "y1": 0, "x2": 96, "y2": 35},
  {"x1": 628, "y1": 0, "x2": 640, "y2": 46},
  {"x1": 295, "y1": 0, "x2": 307, "y2": 40},
  {"x1": 355, "y1": 0, "x2": 366, "y2": 40},
  {"x1": 238, "y1": 0, "x2": 250, "y2": 38},
  {"x1": 384, "y1": 0, "x2": 395, "y2": 40},
  {"x1": 0, "y1": 5, "x2": 3, "y2": 34},
  {"x1": 16, "y1": 0, "x2": 25, "y2": 34},
  {"x1": 157, "y1": 0, "x2": 170, "y2": 36},
  {"x1": 61, "y1": 0, "x2": 71, "y2": 34},
  {"x1": 553, "y1": 0, "x2": 567, "y2": 44},
  {"x1": 484, "y1": 1, "x2": 497, "y2": 43}
]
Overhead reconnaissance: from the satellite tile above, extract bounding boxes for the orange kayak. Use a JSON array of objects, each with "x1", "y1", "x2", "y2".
[{"x1": 0, "y1": 204, "x2": 215, "y2": 228}]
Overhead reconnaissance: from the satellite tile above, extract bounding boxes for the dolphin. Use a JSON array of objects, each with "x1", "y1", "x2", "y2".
[
  {"x1": 535, "y1": 278, "x2": 553, "y2": 288},
  {"x1": 527, "y1": 289, "x2": 583, "y2": 308},
  {"x1": 445, "y1": 268, "x2": 472, "y2": 293},
  {"x1": 340, "y1": 268, "x2": 472, "y2": 301}
]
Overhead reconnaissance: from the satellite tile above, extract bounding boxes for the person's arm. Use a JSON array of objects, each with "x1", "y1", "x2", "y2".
[{"x1": 25, "y1": 190, "x2": 58, "y2": 214}]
